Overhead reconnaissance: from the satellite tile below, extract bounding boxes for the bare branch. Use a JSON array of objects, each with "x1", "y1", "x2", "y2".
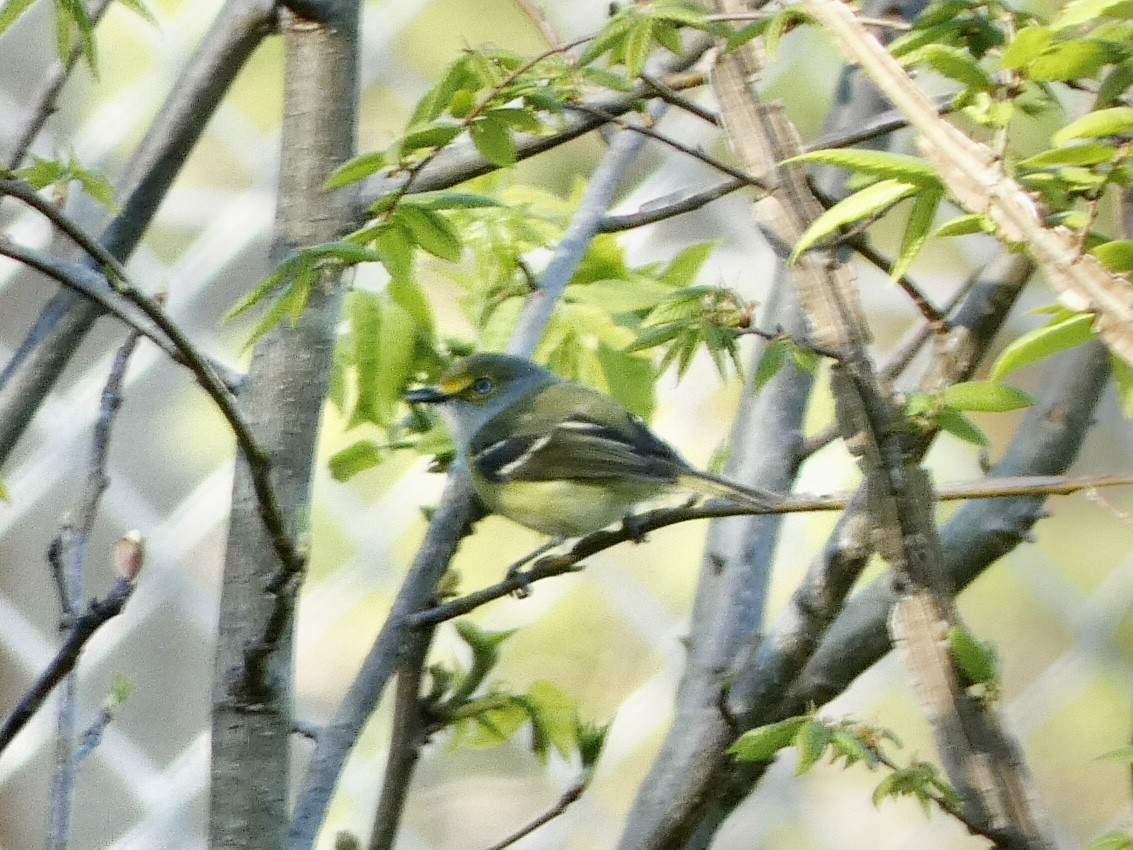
[
  {"x1": 0, "y1": 572, "x2": 139, "y2": 757},
  {"x1": 481, "y1": 773, "x2": 591, "y2": 850}
]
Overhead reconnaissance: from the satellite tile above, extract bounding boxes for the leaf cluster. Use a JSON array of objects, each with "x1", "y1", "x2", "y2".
[
  {"x1": 729, "y1": 715, "x2": 962, "y2": 818},
  {"x1": 904, "y1": 379, "x2": 1034, "y2": 447},
  {"x1": 422, "y1": 622, "x2": 608, "y2": 769}
]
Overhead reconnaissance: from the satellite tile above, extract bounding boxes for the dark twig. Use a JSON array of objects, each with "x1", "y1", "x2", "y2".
[
  {"x1": 842, "y1": 231, "x2": 944, "y2": 325},
  {"x1": 481, "y1": 773, "x2": 591, "y2": 850},
  {"x1": 806, "y1": 95, "x2": 956, "y2": 152},
  {"x1": 408, "y1": 473, "x2": 1131, "y2": 627},
  {"x1": 0, "y1": 178, "x2": 300, "y2": 578},
  {"x1": 642, "y1": 73, "x2": 721, "y2": 126},
  {"x1": 45, "y1": 331, "x2": 139, "y2": 847},
  {"x1": 565, "y1": 103, "x2": 773, "y2": 194},
  {"x1": 0, "y1": 238, "x2": 243, "y2": 389},
  {"x1": 0, "y1": 574, "x2": 138, "y2": 757},
  {"x1": 598, "y1": 178, "x2": 747, "y2": 232},
  {"x1": 367, "y1": 626, "x2": 435, "y2": 850}
]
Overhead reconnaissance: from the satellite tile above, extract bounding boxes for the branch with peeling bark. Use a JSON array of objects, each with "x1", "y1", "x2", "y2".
[{"x1": 798, "y1": 0, "x2": 1133, "y2": 365}]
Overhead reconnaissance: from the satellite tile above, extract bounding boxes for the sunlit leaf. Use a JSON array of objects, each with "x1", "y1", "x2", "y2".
[
  {"x1": 792, "y1": 179, "x2": 919, "y2": 259},
  {"x1": 1052, "y1": 106, "x2": 1133, "y2": 146},
  {"x1": 786, "y1": 149, "x2": 939, "y2": 184},
  {"x1": 324, "y1": 151, "x2": 387, "y2": 190},
  {"x1": 469, "y1": 115, "x2": 516, "y2": 166},
  {"x1": 942, "y1": 380, "x2": 1034, "y2": 412},
  {"x1": 728, "y1": 716, "x2": 809, "y2": 763},
  {"x1": 948, "y1": 625, "x2": 999, "y2": 686},
  {"x1": 891, "y1": 188, "x2": 942, "y2": 281},
  {"x1": 991, "y1": 311, "x2": 1096, "y2": 378},
  {"x1": 328, "y1": 440, "x2": 384, "y2": 481}
]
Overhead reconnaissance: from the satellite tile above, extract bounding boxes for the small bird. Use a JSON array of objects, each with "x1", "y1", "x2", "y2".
[{"x1": 405, "y1": 353, "x2": 777, "y2": 538}]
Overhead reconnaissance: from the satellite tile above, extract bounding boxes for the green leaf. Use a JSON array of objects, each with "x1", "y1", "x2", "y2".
[
  {"x1": 524, "y1": 680, "x2": 578, "y2": 761},
  {"x1": 0, "y1": 0, "x2": 37, "y2": 36},
  {"x1": 244, "y1": 266, "x2": 319, "y2": 347},
  {"x1": 113, "y1": 0, "x2": 158, "y2": 26},
  {"x1": 948, "y1": 625, "x2": 999, "y2": 685},
  {"x1": 754, "y1": 339, "x2": 787, "y2": 389},
  {"x1": 794, "y1": 719, "x2": 833, "y2": 775},
  {"x1": 108, "y1": 671, "x2": 134, "y2": 706},
  {"x1": 623, "y1": 18, "x2": 655, "y2": 79},
  {"x1": 1097, "y1": 61, "x2": 1133, "y2": 108},
  {"x1": 577, "y1": 721, "x2": 610, "y2": 768},
  {"x1": 329, "y1": 440, "x2": 385, "y2": 481},
  {"x1": 942, "y1": 380, "x2": 1034, "y2": 412},
  {"x1": 597, "y1": 346, "x2": 655, "y2": 418},
  {"x1": 786, "y1": 149, "x2": 939, "y2": 185},
  {"x1": 934, "y1": 212, "x2": 993, "y2": 237},
  {"x1": 324, "y1": 151, "x2": 387, "y2": 190},
  {"x1": 389, "y1": 276, "x2": 435, "y2": 332},
  {"x1": 487, "y1": 107, "x2": 544, "y2": 134},
  {"x1": 937, "y1": 408, "x2": 988, "y2": 446},
  {"x1": 1000, "y1": 26, "x2": 1053, "y2": 70},
  {"x1": 350, "y1": 291, "x2": 418, "y2": 427},
  {"x1": 1028, "y1": 41, "x2": 1113, "y2": 82},
  {"x1": 1052, "y1": 106, "x2": 1133, "y2": 146},
  {"x1": 568, "y1": 277, "x2": 673, "y2": 313},
  {"x1": 1091, "y1": 239, "x2": 1133, "y2": 273},
  {"x1": 374, "y1": 224, "x2": 414, "y2": 282},
  {"x1": 1052, "y1": 0, "x2": 1133, "y2": 31},
  {"x1": 903, "y1": 43, "x2": 995, "y2": 89},
  {"x1": 1018, "y1": 143, "x2": 1119, "y2": 169},
  {"x1": 659, "y1": 242, "x2": 717, "y2": 286},
  {"x1": 991, "y1": 311, "x2": 1096, "y2": 378},
  {"x1": 1084, "y1": 831, "x2": 1132, "y2": 850},
  {"x1": 1111, "y1": 353, "x2": 1133, "y2": 417},
  {"x1": 400, "y1": 122, "x2": 463, "y2": 154},
  {"x1": 724, "y1": 18, "x2": 769, "y2": 52},
  {"x1": 623, "y1": 322, "x2": 685, "y2": 354},
  {"x1": 729, "y1": 716, "x2": 809, "y2": 763},
  {"x1": 792, "y1": 179, "x2": 919, "y2": 259},
  {"x1": 1097, "y1": 744, "x2": 1133, "y2": 762},
  {"x1": 395, "y1": 205, "x2": 463, "y2": 262},
  {"x1": 72, "y1": 167, "x2": 117, "y2": 210},
  {"x1": 648, "y1": 3, "x2": 710, "y2": 28},
  {"x1": 403, "y1": 190, "x2": 501, "y2": 210},
  {"x1": 469, "y1": 115, "x2": 516, "y2": 166},
  {"x1": 891, "y1": 188, "x2": 942, "y2": 281}
]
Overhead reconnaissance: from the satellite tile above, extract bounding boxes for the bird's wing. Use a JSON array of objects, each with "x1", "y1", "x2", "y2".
[{"x1": 470, "y1": 384, "x2": 684, "y2": 483}]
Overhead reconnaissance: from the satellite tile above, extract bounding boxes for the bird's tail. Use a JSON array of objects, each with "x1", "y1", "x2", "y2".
[{"x1": 677, "y1": 468, "x2": 778, "y2": 511}]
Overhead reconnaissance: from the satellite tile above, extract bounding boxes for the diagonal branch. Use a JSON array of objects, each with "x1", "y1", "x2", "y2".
[{"x1": 800, "y1": 0, "x2": 1133, "y2": 365}]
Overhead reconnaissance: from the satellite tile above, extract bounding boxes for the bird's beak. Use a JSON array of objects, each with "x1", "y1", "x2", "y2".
[{"x1": 404, "y1": 386, "x2": 449, "y2": 404}]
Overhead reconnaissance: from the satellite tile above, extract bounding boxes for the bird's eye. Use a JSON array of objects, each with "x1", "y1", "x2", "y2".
[{"x1": 470, "y1": 377, "x2": 495, "y2": 396}]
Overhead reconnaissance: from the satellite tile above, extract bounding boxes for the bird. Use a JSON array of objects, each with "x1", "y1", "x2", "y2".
[{"x1": 405, "y1": 353, "x2": 777, "y2": 538}]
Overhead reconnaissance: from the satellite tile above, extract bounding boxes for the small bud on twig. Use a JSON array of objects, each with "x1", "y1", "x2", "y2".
[{"x1": 113, "y1": 530, "x2": 145, "y2": 581}]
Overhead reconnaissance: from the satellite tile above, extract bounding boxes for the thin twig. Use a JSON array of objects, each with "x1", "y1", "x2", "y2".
[
  {"x1": 642, "y1": 73, "x2": 720, "y2": 126},
  {"x1": 481, "y1": 774, "x2": 590, "y2": 850},
  {"x1": 0, "y1": 178, "x2": 301, "y2": 577},
  {"x1": 565, "y1": 103, "x2": 773, "y2": 194},
  {"x1": 408, "y1": 473, "x2": 1132, "y2": 627},
  {"x1": 706, "y1": 10, "x2": 912, "y2": 30},
  {"x1": 598, "y1": 178, "x2": 746, "y2": 232},
  {"x1": 0, "y1": 575, "x2": 138, "y2": 757},
  {"x1": 842, "y1": 231, "x2": 944, "y2": 325},
  {"x1": 0, "y1": 238, "x2": 242, "y2": 389},
  {"x1": 3, "y1": 0, "x2": 116, "y2": 169}
]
